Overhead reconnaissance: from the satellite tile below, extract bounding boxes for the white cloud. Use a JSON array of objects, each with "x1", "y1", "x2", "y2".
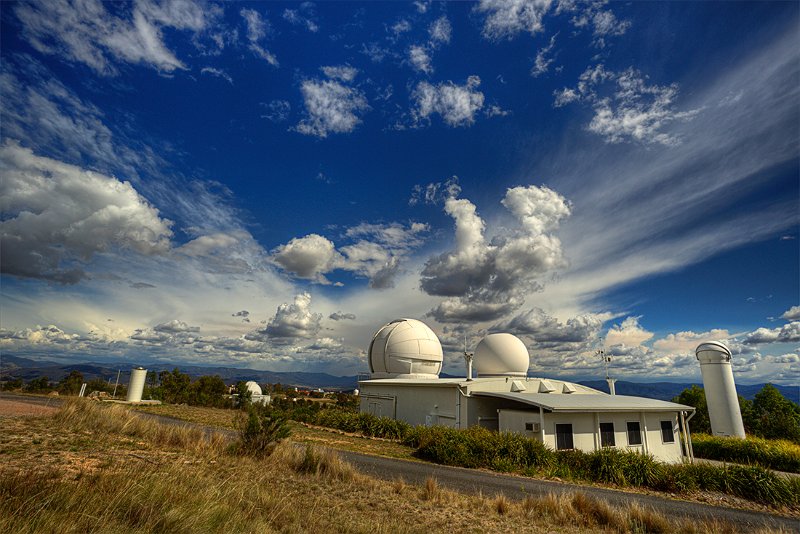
[
  {"x1": 744, "y1": 322, "x2": 800, "y2": 345},
  {"x1": 409, "y1": 45, "x2": 433, "y2": 74},
  {"x1": 200, "y1": 67, "x2": 232, "y2": 84},
  {"x1": 271, "y1": 222, "x2": 429, "y2": 288},
  {"x1": 329, "y1": 312, "x2": 356, "y2": 321},
  {"x1": 429, "y1": 16, "x2": 452, "y2": 45},
  {"x1": 15, "y1": 0, "x2": 215, "y2": 75},
  {"x1": 154, "y1": 319, "x2": 200, "y2": 333},
  {"x1": 531, "y1": 33, "x2": 557, "y2": 77},
  {"x1": 475, "y1": 0, "x2": 553, "y2": 40},
  {"x1": 295, "y1": 79, "x2": 369, "y2": 138},
  {"x1": 652, "y1": 329, "x2": 731, "y2": 353},
  {"x1": 412, "y1": 76, "x2": 485, "y2": 127},
  {"x1": 421, "y1": 185, "x2": 570, "y2": 322},
  {"x1": 604, "y1": 317, "x2": 654, "y2": 347},
  {"x1": 781, "y1": 306, "x2": 800, "y2": 321},
  {"x1": 0, "y1": 141, "x2": 172, "y2": 283},
  {"x1": 494, "y1": 308, "x2": 611, "y2": 344},
  {"x1": 554, "y1": 64, "x2": 700, "y2": 145},
  {"x1": 391, "y1": 19, "x2": 412, "y2": 36},
  {"x1": 264, "y1": 293, "x2": 323, "y2": 339},
  {"x1": 271, "y1": 234, "x2": 342, "y2": 284},
  {"x1": 282, "y1": 3, "x2": 319, "y2": 33},
  {"x1": 240, "y1": 8, "x2": 278, "y2": 67}
]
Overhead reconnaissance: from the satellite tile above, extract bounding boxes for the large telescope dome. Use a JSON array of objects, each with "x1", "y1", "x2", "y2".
[
  {"x1": 474, "y1": 333, "x2": 529, "y2": 377},
  {"x1": 368, "y1": 319, "x2": 443, "y2": 379}
]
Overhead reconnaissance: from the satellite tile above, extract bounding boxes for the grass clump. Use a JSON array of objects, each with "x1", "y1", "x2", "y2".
[
  {"x1": 232, "y1": 408, "x2": 291, "y2": 457},
  {"x1": 692, "y1": 433, "x2": 800, "y2": 473}
]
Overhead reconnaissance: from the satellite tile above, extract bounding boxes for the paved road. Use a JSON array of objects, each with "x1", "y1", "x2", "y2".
[{"x1": 3, "y1": 393, "x2": 798, "y2": 531}]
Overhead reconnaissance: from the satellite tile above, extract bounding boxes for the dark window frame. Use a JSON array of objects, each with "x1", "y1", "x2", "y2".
[
  {"x1": 555, "y1": 423, "x2": 574, "y2": 450},
  {"x1": 626, "y1": 421, "x2": 642, "y2": 446},
  {"x1": 599, "y1": 422, "x2": 615, "y2": 447},
  {"x1": 660, "y1": 420, "x2": 675, "y2": 443}
]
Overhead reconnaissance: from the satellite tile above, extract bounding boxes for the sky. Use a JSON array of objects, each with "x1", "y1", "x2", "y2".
[{"x1": 0, "y1": 0, "x2": 798, "y2": 385}]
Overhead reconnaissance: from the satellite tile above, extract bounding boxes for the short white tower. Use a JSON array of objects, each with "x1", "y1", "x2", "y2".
[
  {"x1": 695, "y1": 341, "x2": 745, "y2": 438},
  {"x1": 126, "y1": 367, "x2": 147, "y2": 403}
]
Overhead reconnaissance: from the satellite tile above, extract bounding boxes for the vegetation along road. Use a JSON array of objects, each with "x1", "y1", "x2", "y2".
[{"x1": 3, "y1": 393, "x2": 797, "y2": 532}]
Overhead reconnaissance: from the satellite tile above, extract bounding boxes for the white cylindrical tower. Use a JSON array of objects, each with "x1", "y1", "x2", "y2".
[
  {"x1": 368, "y1": 319, "x2": 443, "y2": 379},
  {"x1": 126, "y1": 367, "x2": 147, "y2": 403},
  {"x1": 695, "y1": 342, "x2": 745, "y2": 438}
]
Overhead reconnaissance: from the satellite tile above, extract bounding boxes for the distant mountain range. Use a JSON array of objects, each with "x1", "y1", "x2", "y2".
[{"x1": 1, "y1": 354, "x2": 796, "y2": 403}]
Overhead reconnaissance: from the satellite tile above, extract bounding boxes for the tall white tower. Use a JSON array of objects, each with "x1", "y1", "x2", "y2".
[
  {"x1": 126, "y1": 367, "x2": 147, "y2": 403},
  {"x1": 695, "y1": 342, "x2": 745, "y2": 438}
]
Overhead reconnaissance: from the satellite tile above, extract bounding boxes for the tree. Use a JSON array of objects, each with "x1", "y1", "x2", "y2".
[
  {"x1": 26, "y1": 376, "x2": 52, "y2": 392},
  {"x1": 1, "y1": 377, "x2": 23, "y2": 391},
  {"x1": 235, "y1": 381, "x2": 253, "y2": 410},
  {"x1": 58, "y1": 370, "x2": 84, "y2": 395},
  {"x1": 751, "y1": 384, "x2": 800, "y2": 443},
  {"x1": 191, "y1": 375, "x2": 228, "y2": 407},
  {"x1": 673, "y1": 385, "x2": 711, "y2": 434},
  {"x1": 159, "y1": 368, "x2": 191, "y2": 404}
]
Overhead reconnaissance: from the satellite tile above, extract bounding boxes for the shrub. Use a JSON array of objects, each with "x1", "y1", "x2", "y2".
[
  {"x1": 234, "y1": 409, "x2": 291, "y2": 457},
  {"x1": 692, "y1": 433, "x2": 800, "y2": 473}
]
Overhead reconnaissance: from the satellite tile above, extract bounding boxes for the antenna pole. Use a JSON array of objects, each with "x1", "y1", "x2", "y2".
[
  {"x1": 463, "y1": 334, "x2": 473, "y2": 381},
  {"x1": 597, "y1": 349, "x2": 615, "y2": 395}
]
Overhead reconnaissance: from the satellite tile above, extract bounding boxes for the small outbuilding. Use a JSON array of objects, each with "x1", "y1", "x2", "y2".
[{"x1": 359, "y1": 319, "x2": 695, "y2": 464}]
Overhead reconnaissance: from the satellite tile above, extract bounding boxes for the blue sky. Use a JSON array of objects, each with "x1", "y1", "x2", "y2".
[{"x1": 1, "y1": 0, "x2": 798, "y2": 384}]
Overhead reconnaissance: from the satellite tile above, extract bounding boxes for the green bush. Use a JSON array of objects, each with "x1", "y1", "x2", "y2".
[
  {"x1": 234, "y1": 409, "x2": 291, "y2": 457},
  {"x1": 692, "y1": 433, "x2": 800, "y2": 473}
]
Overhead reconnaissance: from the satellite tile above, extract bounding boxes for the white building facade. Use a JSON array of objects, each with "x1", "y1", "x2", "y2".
[{"x1": 358, "y1": 319, "x2": 695, "y2": 464}]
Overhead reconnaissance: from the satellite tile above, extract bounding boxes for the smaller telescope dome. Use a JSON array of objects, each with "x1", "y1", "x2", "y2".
[
  {"x1": 369, "y1": 319, "x2": 443, "y2": 379},
  {"x1": 474, "y1": 333, "x2": 529, "y2": 377},
  {"x1": 244, "y1": 381, "x2": 262, "y2": 396}
]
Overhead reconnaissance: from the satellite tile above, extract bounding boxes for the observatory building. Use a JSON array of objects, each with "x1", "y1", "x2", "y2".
[{"x1": 359, "y1": 319, "x2": 696, "y2": 464}]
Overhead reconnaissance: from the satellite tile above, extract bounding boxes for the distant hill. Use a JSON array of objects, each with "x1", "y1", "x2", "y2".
[
  {"x1": 2, "y1": 355, "x2": 796, "y2": 401},
  {"x1": 578, "y1": 380, "x2": 799, "y2": 404}
]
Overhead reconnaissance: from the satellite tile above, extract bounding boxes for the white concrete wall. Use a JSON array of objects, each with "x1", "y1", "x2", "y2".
[
  {"x1": 359, "y1": 383, "x2": 459, "y2": 427},
  {"x1": 499, "y1": 409, "x2": 685, "y2": 463}
]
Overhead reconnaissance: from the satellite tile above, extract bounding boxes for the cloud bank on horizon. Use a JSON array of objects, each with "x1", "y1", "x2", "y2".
[{"x1": 1, "y1": 0, "x2": 797, "y2": 384}]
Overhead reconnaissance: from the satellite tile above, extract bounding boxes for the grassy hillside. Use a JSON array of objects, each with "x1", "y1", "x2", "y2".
[{"x1": 0, "y1": 400, "x2": 760, "y2": 534}]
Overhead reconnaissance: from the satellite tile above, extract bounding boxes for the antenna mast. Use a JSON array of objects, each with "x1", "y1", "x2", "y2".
[
  {"x1": 597, "y1": 349, "x2": 616, "y2": 395},
  {"x1": 463, "y1": 334, "x2": 473, "y2": 381}
]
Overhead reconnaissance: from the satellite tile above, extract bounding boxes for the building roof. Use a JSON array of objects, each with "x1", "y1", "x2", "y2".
[{"x1": 472, "y1": 391, "x2": 694, "y2": 413}]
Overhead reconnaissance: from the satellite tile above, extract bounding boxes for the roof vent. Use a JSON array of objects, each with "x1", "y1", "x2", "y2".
[
  {"x1": 539, "y1": 380, "x2": 556, "y2": 393},
  {"x1": 562, "y1": 383, "x2": 577, "y2": 394},
  {"x1": 511, "y1": 380, "x2": 527, "y2": 392}
]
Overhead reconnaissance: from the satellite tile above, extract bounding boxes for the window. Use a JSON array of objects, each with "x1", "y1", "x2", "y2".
[
  {"x1": 556, "y1": 424, "x2": 574, "y2": 450},
  {"x1": 627, "y1": 421, "x2": 642, "y2": 446},
  {"x1": 660, "y1": 420, "x2": 675, "y2": 443},
  {"x1": 600, "y1": 422, "x2": 615, "y2": 447}
]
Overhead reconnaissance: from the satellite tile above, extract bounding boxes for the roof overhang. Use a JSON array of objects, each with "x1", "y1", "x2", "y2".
[{"x1": 472, "y1": 391, "x2": 695, "y2": 413}]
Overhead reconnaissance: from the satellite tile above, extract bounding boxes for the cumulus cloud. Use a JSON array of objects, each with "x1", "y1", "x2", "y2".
[
  {"x1": 604, "y1": 317, "x2": 654, "y2": 347},
  {"x1": 744, "y1": 322, "x2": 800, "y2": 345},
  {"x1": 15, "y1": 0, "x2": 216, "y2": 75},
  {"x1": 271, "y1": 234, "x2": 342, "y2": 284},
  {"x1": 494, "y1": 308, "x2": 611, "y2": 344},
  {"x1": 264, "y1": 293, "x2": 323, "y2": 339},
  {"x1": 329, "y1": 311, "x2": 356, "y2": 321},
  {"x1": 295, "y1": 73, "x2": 369, "y2": 138},
  {"x1": 271, "y1": 222, "x2": 428, "y2": 288},
  {"x1": 475, "y1": 0, "x2": 552, "y2": 40},
  {"x1": 412, "y1": 76, "x2": 485, "y2": 127},
  {"x1": 153, "y1": 319, "x2": 200, "y2": 333},
  {"x1": 0, "y1": 324, "x2": 79, "y2": 345},
  {"x1": 421, "y1": 184, "x2": 570, "y2": 322},
  {"x1": 241, "y1": 8, "x2": 278, "y2": 66},
  {"x1": 781, "y1": 306, "x2": 800, "y2": 321},
  {"x1": 0, "y1": 141, "x2": 172, "y2": 283},
  {"x1": 554, "y1": 64, "x2": 700, "y2": 145},
  {"x1": 652, "y1": 329, "x2": 731, "y2": 353},
  {"x1": 320, "y1": 65, "x2": 358, "y2": 82}
]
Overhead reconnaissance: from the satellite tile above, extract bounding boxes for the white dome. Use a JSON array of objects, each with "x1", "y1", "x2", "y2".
[
  {"x1": 368, "y1": 319, "x2": 443, "y2": 378},
  {"x1": 245, "y1": 381, "x2": 262, "y2": 396},
  {"x1": 474, "y1": 333, "x2": 529, "y2": 377}
]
